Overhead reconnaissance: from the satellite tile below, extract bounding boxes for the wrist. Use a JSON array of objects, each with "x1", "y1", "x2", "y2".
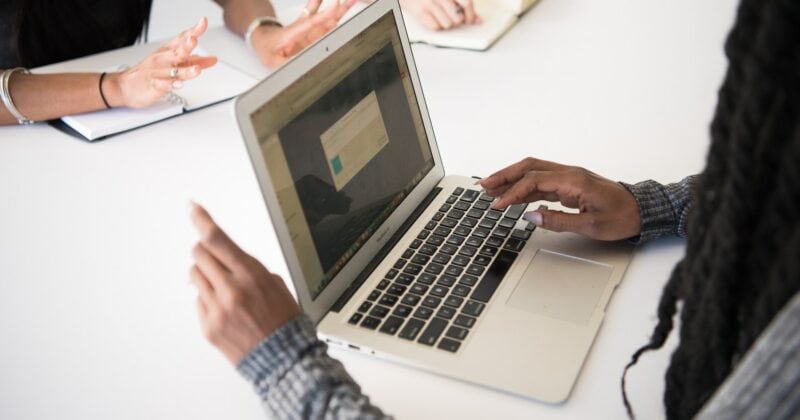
[{"x1": 102, "y1": 72, "x2": 126, "y2": 108}]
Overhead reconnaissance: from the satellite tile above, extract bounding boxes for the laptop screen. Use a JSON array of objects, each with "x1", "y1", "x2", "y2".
[{"x1": 249, "y1": 12, "x2": 435, "y2": 300}]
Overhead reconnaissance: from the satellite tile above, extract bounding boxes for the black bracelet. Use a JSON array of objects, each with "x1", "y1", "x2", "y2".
[{"x1": 98, "y1": 72, "x2": 111, "y2": 109}]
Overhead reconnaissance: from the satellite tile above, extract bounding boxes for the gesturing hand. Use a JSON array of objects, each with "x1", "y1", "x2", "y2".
[
  {"x1": 107, "y1": 17, "x2": 218, "y2": 108},
  {"x1": 189, "y1": 203, "x2": 302, "y2": 364},
  {"x1": 401, "y1": 0, "x2": 481, "y2": 31},
  {"x1": 480, "y1": 157, "x2": 642, "y2": 241},
  {"x1": 250, "y1": 0, "x2": 358, "y2": 69}
]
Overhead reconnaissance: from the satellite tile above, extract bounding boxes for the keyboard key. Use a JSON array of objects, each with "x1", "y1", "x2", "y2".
[
  {"x1": 430, "y1": 285, "x2": 448, "y2": 297},
  {"x1": 377, "y1": 279, "x2": 390, "y2": 290},
  {"x1": 410, "y1": 239, "x2": 423, "y2": 249},
  {"x1": 401, "y1": 294, "x2": 421, "y2": 306},
  {"x1": 511, "y1": 229, "x2": 531, "y2": 240},
  {"x1": 418, "y1": 317, "x2": 448, "y2": 346},
  {"x1": 452, "y1": 255, "x2": 471, "y2": 266},
  {"x1": 367, "y1": 290, "x2": 380, "y2": 301},
  {"x1": 360, "y1": 316, "x2": 381, "y2": 329},
  {"x1": 422, "y1": 296, "x2": 442, "y2": 308},
  {"x1": 434, "y1": 226, "x2": 452, "y2": 237},
  {"x1": 412, "y1": 254, "x2": 430, "y2": 265},
  {"x1": 380, "y1": 316, "x2": 404, "y2": 335},
  {"x1": 466, "y1": 209, "x2": 484, "y2": 219},
  {"x1": 419, "y1": 244, "x2": 437, "y2": 255},
  {"x1": 417, "y1": 230, "x2": 430, "y2": 240},
  {"x1": 402, "y1": 249, "x2": 414, "y2": 259},
  {"x1": 398, "y1": 318, "x2": 426, "y2": 340},
  {"x1": 459, "y1": 274, "x2": 479, "y2": 286},
  {"x1": 480, "y1": 246, "x2": 499, "y2": 256},
  {"x1": 474, "y1": 255, "x2": 492, "y2": 266},
  {"x1": 478, "y1": 219, "x2": 496, "y2": 229},
  {"x1": 437, "y1": 338, "x2": 461, "y2": 352},
  {"x1": 446, "y1": 326, "x2": 469, "y2": 340},
  {"x1": 387, "y1": 284, "x2": 407, "y2": 296},
  {"x1": 418, "y1": 273, "x2": 436, "y2": 285},
  {"x1": 446, "y1": 235, "x2": 465, "y2": 246},
  {"x1": 460, "y1": 217, "x2": 478, "y2": 228},
  {"x1": 492, "y1": 227, "x2": 511, "y2": 238},
  {"x1": 473, "y1": 227, "x2": 490, "y2": 238},
  {"x1": 437, "y1": 307, "x2": 456, "y2": 319},
  {"x1": 432, "y1": 212, "x2": 445, "y2": 221},
  {"x1": 425, "y1": 263, "x2": 444, "y2": 275},
  {"x1": 486, "y1": 236, "x2": 504, "y2": 247},
  {"x1": 478, "y1": 193, "x2": 494, "y2": 202},
  {"x1": 466, "y1": 264, "x2": 485, "y2": 276},
  {"x1": 452, "y1": 284, "x2": 471, "y2": 297},
  {"x1": 396, "y1": 274, "x2": 414, "y2": 285},
  {"x1": 410, "y1": 284, "x2": 429, "y2": 295},
  {"x1": 403, "y1": 264, "x2": 423, "y2": 275},
  {"x1": 393, "y1": 305, "x2": 413, "y2": 318},
  {"x1": 439, "y1": 203, "x2": 451, "y2": 212},
  {"x1": 448, "y1": 209, "x2": 465, "y2": 219},
  {"x1": 471, "y1": 249, "x2": 518, "y2": 303},
  {"x1": 466, "y1": 236, "x2": 484, "y2": 247},
  {"x1": 427, "y1": 235, "x2": 445, "y2": 246},
  {"x1": 461, "y1": 189, "x2": 480, "y2": 202},
  {"x1": 441, "y1": 244, "x2": 459, "y2": 255},
  {"x1": 370, "y1": 305, "x2": 390, "y2": 318},
  {"x1": 378, "y1": 295, "x2": 398, "y2": 307},
  {"x1": 440, "y1": 217, "x2": 458, "y2": 228},
  {"x1": 454, "y1": 226, "x2": 471, "y2": 237},
  {"x1": 394, "y1": 259, "x2": 407, "y2": 269},
  {"x1": 386, "y1": 269, "x2": 399, "y2": 279},
  {"x1": 504, "y1": 203, "x2": 528, "y2": 220},
  {"x1": 425, "y1": 220, "x2": 437, "y2": 230},
  {"x1": 461, "y1": 300, "x2": 485, "y2": 317},
  {"x1": 485, "y1": 210, "x2": 502, "y2": 220},
  {"x1": 413, "y1": 306, "x2": 433, "y2": 320},
  {"x1": 472, "y1": 200, "x2": 490, "y2": 210},
  {"x1": 459, "y1": 246, "x2": 477, "y2": 257},
  {"x1": 433, "y1": 253, "x2": 451, "y2": 265},
  {"x1": 454, "y1": 314, "x2": 476, "y2": 328},
  {"x1": 499, "y1": 218, "x2": 516, "y2": 229},
  {"x1": 445, "y1": 195, "x2": 457, "y2": 204},
  {"x1": 445, "y1": 265, "x2": 464, "y2": 276},
  {"x1": 525, "y1": 221, "x2": 537, "y2": 232},
  {"x1": 503, "y1": 238, "x2": 525, "y2": 252},
  {"x1": 358, "y1": 301, "x2": 372, "y2": 312},
  {"x1": 453, "y1": 187, "x2": 465, "y2": 196},
  {"x1": 437, "y1": 275, "x2": 456, "y2": 287},
  {"x1": 454, "y1": 201, "x2": 471, "y2": 211},
  {"x1": 444, "y1": 295, "x2": 464, "y2": 308},
  {"x1": 349, "y1": 313, "x2": 363, "y2": 324}
]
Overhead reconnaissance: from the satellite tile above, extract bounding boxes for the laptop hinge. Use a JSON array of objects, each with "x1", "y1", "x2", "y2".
[{"x1": 330, "y1": 186, "x2": 443, "y2": 313}]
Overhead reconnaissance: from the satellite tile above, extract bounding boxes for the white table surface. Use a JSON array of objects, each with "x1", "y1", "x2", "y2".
[{"x1": 0, "y1": 0, "x2": 737, "y2": 418}]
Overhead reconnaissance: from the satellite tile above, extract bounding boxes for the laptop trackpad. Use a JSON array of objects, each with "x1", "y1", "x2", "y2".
[{"x1": 506, "y1": 250, "x2": 612, "y2": 326}]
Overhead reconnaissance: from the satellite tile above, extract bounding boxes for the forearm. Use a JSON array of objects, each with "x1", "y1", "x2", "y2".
[
  {"x1": 238, "y1": 315, "x2": 390, "y2": 420},
  {"x1": 213, "y1": 0, "x2": 277, "y2": 36},
  {"x1": 621, "y1": 175, "x2": 697, "y2": 244},
  {"x1": 0, "y1": 71, "x2": 124, "y2": 125}
]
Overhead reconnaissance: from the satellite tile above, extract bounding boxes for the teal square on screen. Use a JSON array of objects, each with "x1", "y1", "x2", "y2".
[{"x1": 331, "y1": 156, "x2": 343, "y2": 174}]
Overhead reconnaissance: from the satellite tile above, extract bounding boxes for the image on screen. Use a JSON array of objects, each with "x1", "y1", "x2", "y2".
[{"x1": 250, "y1": 13, "x2": 435, "y2": 300}]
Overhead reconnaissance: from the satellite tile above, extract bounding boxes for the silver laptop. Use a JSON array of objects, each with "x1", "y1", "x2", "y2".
[{"x1": 234, "y1": 0, "x2": 633, "y2": 403}]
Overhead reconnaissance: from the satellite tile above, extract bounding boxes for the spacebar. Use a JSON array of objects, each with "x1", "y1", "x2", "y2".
[{"x1": 470, "y1": 250, "x2": 518, "y2": 303}]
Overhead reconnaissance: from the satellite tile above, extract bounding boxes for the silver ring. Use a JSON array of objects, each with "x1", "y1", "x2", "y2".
[{"x1": 170, "y1": 67, "x2": 178, "y2": 78}]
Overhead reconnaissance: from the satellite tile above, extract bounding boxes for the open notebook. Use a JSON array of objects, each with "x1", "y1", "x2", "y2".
[
  {"x1": 60, "y1": 55, "x2": 256, "y2": 141},
  {"x1": 403, "y1": 0, "x2": 539, "y2": 50}
]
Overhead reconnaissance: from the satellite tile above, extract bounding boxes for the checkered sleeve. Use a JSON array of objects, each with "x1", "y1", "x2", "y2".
[
  {"x1": 620, "y1": 175, "x2": 697, "y2": 244},
  {"x1": 237, "y1": 315, "x2": 391, "y2": 420}
]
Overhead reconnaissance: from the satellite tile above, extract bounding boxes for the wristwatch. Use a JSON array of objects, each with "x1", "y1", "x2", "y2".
[{"x1": 244, "y1": 16, "x2": 283, "y2": 50}]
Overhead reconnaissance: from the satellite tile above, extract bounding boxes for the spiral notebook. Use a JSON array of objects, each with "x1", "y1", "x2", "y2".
[
  {"x1": 403, "y1": 0, "x2": 539, "y2": 50},
  {"x1": 60, "y1": 60, "x2": 257, "y2": 141}
]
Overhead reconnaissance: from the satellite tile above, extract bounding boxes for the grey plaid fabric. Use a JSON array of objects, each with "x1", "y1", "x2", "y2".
[
  {"x1": 621, "y1": 175, "x2": 697, "y2": 244},
  {"x1": 238, "y1": 315, "x2": 390, "y2": 420}
]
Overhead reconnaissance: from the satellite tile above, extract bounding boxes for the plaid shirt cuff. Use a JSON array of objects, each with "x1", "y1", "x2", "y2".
[
  {"x1": 237, "y1": 314, "x2": 318, "y2": 386},
  {"x1": 621, "y1": 175, "x2": 696, "y2": 244}
]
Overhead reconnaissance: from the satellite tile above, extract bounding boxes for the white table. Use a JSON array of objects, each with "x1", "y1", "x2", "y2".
[{"x1": 0, "y1": 0, "x2": 737, "y2": 418}]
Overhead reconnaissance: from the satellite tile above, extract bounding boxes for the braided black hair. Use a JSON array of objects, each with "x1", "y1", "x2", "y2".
[{"x1": 621, "y1": 0, "x2": 800, "y2": 418}]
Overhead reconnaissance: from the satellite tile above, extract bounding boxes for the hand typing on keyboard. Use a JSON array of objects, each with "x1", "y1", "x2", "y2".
[{"x1": 480, "y1": 157, "x2": 642, "y2": 241}]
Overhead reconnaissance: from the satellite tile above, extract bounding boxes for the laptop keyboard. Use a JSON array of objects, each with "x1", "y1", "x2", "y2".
[{"x1": 348, "y1": 187, "x2": 535, "y2": 353}]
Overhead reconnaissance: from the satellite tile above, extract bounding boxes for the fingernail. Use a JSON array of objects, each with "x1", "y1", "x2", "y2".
[
  {"x1": 523, "y1": 211, "x2": 543, "y2": 226},
  {"x1": 172, "y1": 80, "x2": 183, "y2": 89}
]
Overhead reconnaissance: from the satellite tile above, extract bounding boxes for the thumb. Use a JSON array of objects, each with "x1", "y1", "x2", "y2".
[{"x1": 524, "y1": 209, "x2": 591, "y2": 236}]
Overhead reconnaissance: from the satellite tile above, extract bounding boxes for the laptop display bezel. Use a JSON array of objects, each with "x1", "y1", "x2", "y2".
[{"x1": 234, "y1": 0, "x2": 445, "y2": 324}]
